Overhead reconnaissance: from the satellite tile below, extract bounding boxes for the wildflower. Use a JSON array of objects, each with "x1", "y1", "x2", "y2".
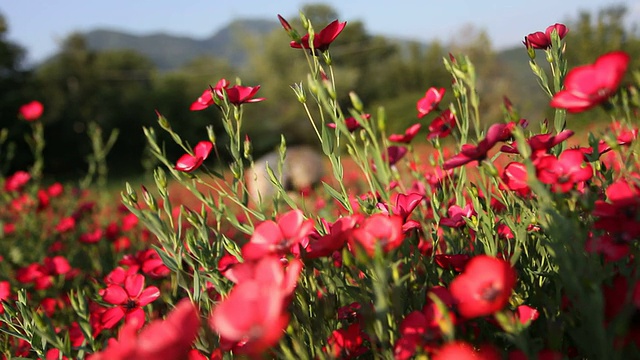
[
  {"x1": 241, "y1": 209, "x2": 314, "y2": 260},
  {"x1": 305, "y1": 215, "x2": 360, "y2": 259},
  {"x1": 385, "y1": 145, "x2": 408, "y2": 166},
  {"x1": 90, "y1": 299, "x2": 200, "y2": 360},
  {"x1": 225, "y1": 84, "x2": 266, "y2": 106},
  {"x1": 4, "y1": 171, "x2": 30, "y2": 192},
  {"x1": 450, "y1": 255, "x2": 517, "y2": 318},
  {"x1": 550, "y1": 51, "x2": 630, "y2": 113},
  {"x1": 325, "y1": 323, "x2": 369, "y2": 359},
  {"x1": 210, "y1": 256, "x2": 301, "y2": 356},
  {"x1": 443, "y1": 122, "x2": 515, "y2": 170},
  {"x1": 174, "y1": 141, "x2": 213, "y2": 172},
  {"x1": 536, "y1": 149, "x2": 593, "y2": 193},
  {"x1": 426, "y1": 109, "x2": 456, "y2": 140},
  {"x1": 524, "y1": 23, "x2": 568, "y2": 50},
  {"x1": 349, "y1": 213, "x2": 405, "y2": 256},
  {"x1": 501, "y1": 162, "x2": 530, "y2": 196},
  {"x1": 440, "y1": 204, "x2": 475, "y2": 228},
  {"x1": 18, "y1": 100, "x2": 44, "y2": 121},
  {"x1": 290, "y1": 19, "x2": 347, "y2": 53},
  {"x1": 417, "y1": 87, "x2": 445, "y2": 118},
  {"x1": 328, "y1": 114, "x2": 370, "y2": 132},
  {"x1": 190, "y1": 79, "x2": 229, "y2": 111},
  {"x1": 100, "y1": 273, "x2": 160, "y2": 330},
  {"x1": 389, "y1": 123, "x2": 422, "y2": 143}
]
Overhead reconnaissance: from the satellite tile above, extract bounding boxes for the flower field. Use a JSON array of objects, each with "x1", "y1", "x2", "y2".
[{"x1": 1, "y1": 13, "x2": 639, "y2": 360}]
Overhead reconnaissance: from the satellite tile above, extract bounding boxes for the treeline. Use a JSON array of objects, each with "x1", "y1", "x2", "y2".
[{"x1": 1, "y1": 4, "x2": 638, "y2": 178}]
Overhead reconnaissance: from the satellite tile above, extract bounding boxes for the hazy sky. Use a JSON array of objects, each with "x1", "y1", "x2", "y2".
[{"x1": 1, "y1": 0, "x2": 637, "y2": 65}]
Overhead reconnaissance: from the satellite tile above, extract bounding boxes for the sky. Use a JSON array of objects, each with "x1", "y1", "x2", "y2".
[{"x1": 1, "y1": 0, "x2": 638, "y2": 65}]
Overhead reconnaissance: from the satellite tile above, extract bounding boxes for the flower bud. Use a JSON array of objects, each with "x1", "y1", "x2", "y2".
[
  {"x1": 155, "y1": 109, "x2": 171, "y2": 130},
  {"x1": 349, "y1": 92, "x2": 364, "y2": 113}
]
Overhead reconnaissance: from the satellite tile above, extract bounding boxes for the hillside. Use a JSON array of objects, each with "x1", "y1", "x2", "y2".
[{"x1": 84, "y1": 19, "x2": 278, "y2": 70}]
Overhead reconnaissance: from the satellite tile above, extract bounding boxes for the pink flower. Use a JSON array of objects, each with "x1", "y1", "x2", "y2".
[
  {"x1": 417, "y1": 87, "x2": 445, "y2": 118},
  {"x1": 18, "y1": 100, "x2": 44, "y2": 121},
  {"x1": 175, "y1": 141, "x2": 213, "y2": 172},
  {"x1": 100, "y1": 273, "x2": 160, "y2": 330},
  {"x1": 550, "y1": 51, "x2": 630, "y2": 113},
  {"x1": 385, "y1": 145, "x2": 408, "y2": 166},
  {"x1": 291, "y1": 20, "x2": 347, "y2": 53}
]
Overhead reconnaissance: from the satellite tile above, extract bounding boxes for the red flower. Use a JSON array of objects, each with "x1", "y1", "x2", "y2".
[
  {"x1": 500, "y1": 129, "x2": 574, "y2": 159},
  {"x1": 0, "y1": 281, "x2": 10, "y2": 314},
  {"x1": 417, "y1": 87, "x2": 445, "y2": 118},
  {"x1": 433, "y1": 341, "x2": 479, "y2": 360},
  {"x1": 210, "y1": 256, "x2": 302, "y2": 356},
  {"x1": 291, "y1": 19, "x2": 347, "y2": 53},
  {"x1": 100, "y1": 273, "x2": 160, "y2": 330},
  {"x1": 328, "y1": 114, "x2": 370, "y2": 132},
  {"x1": 18, "y1": 100, "x2": 44, "y2": 121},
  {"x1": 120, "y1": 249, "x2": 171, "y2": 278},
  {"x1": 15, "y1": 256, "x2": 72, "y2": 290},
  {"x1": 501, "y1": 162, "x2": 530, "y2": 196},
  {"x1": 536, "y1": 149, "x2": 593, "y2": 193},
  {"x1": 550, "y1": 51, "x2": 630, "y2": 113},
  {"x1": 241, "y1": 209, "x2": 314, "y2": 260},
  {"x1": 443, "y1": 122, "x2": 515, "y2": 170},
  {"x1": 389, "y1": 123, "x2": 421, "y2": 143},
  {"x1": 514, "y1": 305, "x2": 539, "y2": 325},
  {"x1": 524, "y1": 23, "x2": 568, "y2": 50},
  {"x1": 175, "y1": 141, "x2": 213, "y2": 172},
  {"x1": 427, "y1": 109, "x2": 457, "y2": 140},
  {"x1": 385, "y1": 145, "x2": 407, "y2": 166},
  {"x1": 90, "y1": 299, "x2": 200, "y2": 360},
  {"x1": 440, "y1": 204, "x2": 475, "y2": 228},
  {"x1": 305, "y1": 215, "x2": 359, "y2": 259},
  {"x1": 4, "y1": 171, "x2": 30, "y2": 192},
  {"x1": 190, "y1": 79, "x2": 229, "y2": 110},
  {"x1": 225, "y1": 84, "x2": 266, "y2": 106},
  {"x1": 325, "y1": 323, "x2": 369, "y2": 359},
  {"x1": 349, "y1": 214, "x2": 405, "y2": 256},
  {"x1": 450, "y1": 255, "x2": 517, "y2": 318}
]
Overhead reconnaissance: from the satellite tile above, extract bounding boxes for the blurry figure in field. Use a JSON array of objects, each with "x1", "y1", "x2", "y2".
[{"x1": 246, "y1": 146, "x2": 324, "y2": 203}]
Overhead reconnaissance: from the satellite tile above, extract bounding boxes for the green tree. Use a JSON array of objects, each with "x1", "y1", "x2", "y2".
[
  {"x1": 0, "y1": 12, "x2": 32, "y2": 173},
  {"x1": 35, "y1": 34, "x2": 157, "y2": 177}
]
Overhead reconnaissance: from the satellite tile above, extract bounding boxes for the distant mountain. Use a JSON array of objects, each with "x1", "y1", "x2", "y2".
[{"x1": 84, "y1": 19, "x2": 278, "y2": 70}]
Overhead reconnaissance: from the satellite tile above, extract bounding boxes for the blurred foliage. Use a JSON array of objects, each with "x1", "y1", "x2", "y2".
[{"x1": 0, "y1": 3, "x2": 639, "y2": 179}]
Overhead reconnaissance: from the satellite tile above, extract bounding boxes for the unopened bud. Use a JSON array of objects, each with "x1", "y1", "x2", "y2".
[
  {"x1": 299, "y1": 12, "x2": 309, "y2": 30},
  {"x1": 125, "y1": 182, "x2": 138, "y2": 203},
  {"x1": 244, "y1": 135, "x2": 252, "y2": 160},
  {"x1": 155, "y1": 110, "x2": 171, "y2": 130},
  {"x1": 291, "y1": 82, "x2": 306, "y2": 103},
  {"x1": 206, "y1": 125, "x2": 216, "y2": 145},
  {"x1": 349, "y1": 91, "x2": 364, "y2": 113}
]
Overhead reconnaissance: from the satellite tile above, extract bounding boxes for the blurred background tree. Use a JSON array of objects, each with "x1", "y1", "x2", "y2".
[{"x1": 1, "y1": 2, "x2": 638, "y2": 180}]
